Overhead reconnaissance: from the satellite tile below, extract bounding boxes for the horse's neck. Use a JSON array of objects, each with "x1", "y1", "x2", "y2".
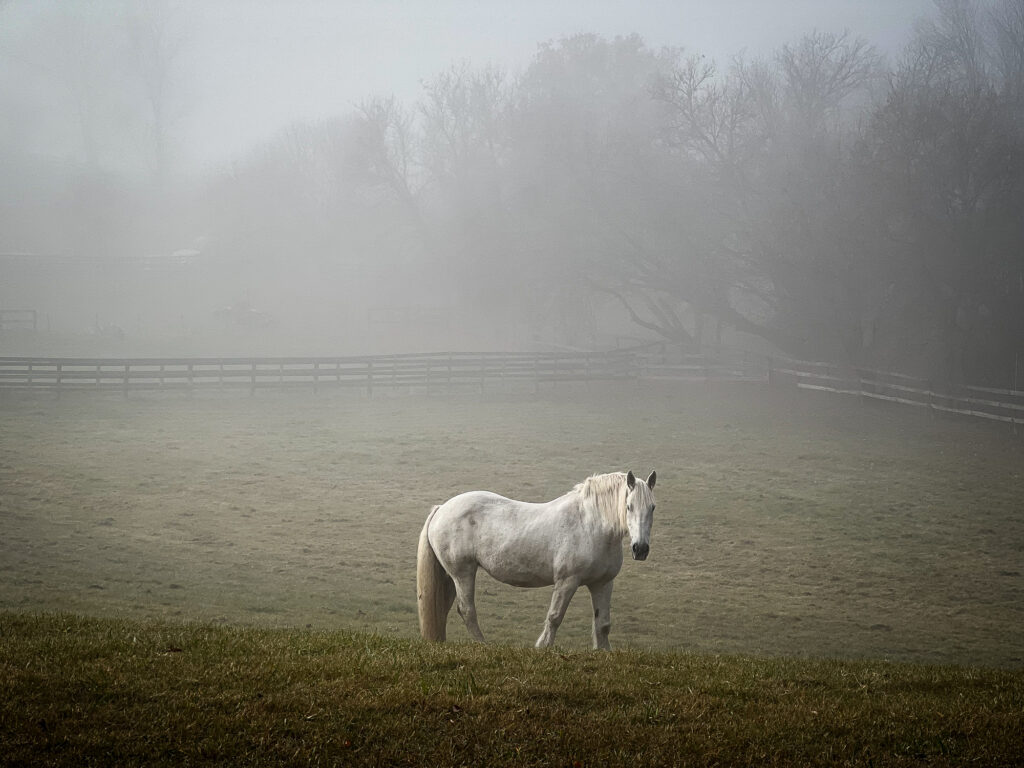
[{"x1": 573, "y1": 491, "x2": 626, "y2": 539}]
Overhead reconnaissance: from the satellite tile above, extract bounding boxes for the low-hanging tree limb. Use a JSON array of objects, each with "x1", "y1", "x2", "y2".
[{"x1": 586, "y1": 277, "x2": 695, "y2": 345}]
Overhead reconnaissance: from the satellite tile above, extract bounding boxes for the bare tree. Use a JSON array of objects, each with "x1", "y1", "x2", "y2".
[
  {"x1": 419, "y1": 63, "x2": 511, "y2": 190},
  {"x1": 856, "y1": 0, "x2": 1024, "y2": 384},
  {"x1": 777, "y1": 31, "x2": 882, "y2": 139},
  {"x1": 990, "y1": 0, "x2": 1024, "y2": 104},
  {"x1": 348, "y1": 96, "x2": 422, "y2": 214},
  {"x1": 634, "y1": 32, "x2": 880, "y2": 356},
  {"x1": 126, "y1": 0, "x2": 189, "y2": 183}
]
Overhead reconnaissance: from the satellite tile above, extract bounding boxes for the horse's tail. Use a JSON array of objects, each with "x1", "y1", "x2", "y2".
[{"x1": 417, "y1": 504, "x2": 454, "y2": 642}]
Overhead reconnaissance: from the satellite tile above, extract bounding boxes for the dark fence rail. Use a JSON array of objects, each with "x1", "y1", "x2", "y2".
[
  {"x1": 0, "y1": 351, "x2": 639, "y2": 395},
  {"x1": 0, "y1": 347, "x2": 767, "y2": 392}
]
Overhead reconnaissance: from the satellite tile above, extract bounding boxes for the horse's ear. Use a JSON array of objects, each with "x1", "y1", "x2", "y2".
[
  {"x1": 626, "y1": 470, "x2": 636, "y2": 490},
  {"x1": 647, "y1": 470, "x2": 656, "y2": 489}
]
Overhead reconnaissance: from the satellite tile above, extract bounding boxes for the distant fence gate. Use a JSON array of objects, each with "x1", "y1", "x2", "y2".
[{"x1": 1, "y1": 348, "x2": 1020, "y2": 432}]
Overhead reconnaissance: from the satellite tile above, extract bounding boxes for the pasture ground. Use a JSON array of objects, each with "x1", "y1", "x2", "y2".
[
  {"x1": 1, "y1": 382, "x2": 1022, "y2": 667},
  {"x1": 2, "y1": 613, "x2": 1023, "y2": 767}
]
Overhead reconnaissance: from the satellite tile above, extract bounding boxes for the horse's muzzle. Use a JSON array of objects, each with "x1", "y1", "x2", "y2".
[{"x1": 631, "y1": 542, "x2": 649, "y2": 561}]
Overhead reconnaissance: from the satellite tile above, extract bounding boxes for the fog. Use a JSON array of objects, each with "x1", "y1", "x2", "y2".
[{"x1": 2, "y1": 0, "x2": 1021, "y2": 386}]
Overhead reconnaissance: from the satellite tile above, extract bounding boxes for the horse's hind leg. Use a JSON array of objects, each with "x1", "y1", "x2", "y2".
[{"x1": 451, "y1": 567, "x2": 485, "y2": 643}]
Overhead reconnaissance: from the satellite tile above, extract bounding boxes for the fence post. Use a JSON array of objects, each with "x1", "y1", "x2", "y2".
[
  {"x1": 123, "y1": 362, "x2": 129, "y2": 397},
  {"x1": 367, "y1": 360, "x2": 374, "y2": 398},
  {"x1": 1015, "y1": 352, "x2": 1021, "y2": 437}
]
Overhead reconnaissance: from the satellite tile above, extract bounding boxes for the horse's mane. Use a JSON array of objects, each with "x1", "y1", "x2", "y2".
[{"x1": 572, "y1": 472, "x2": 647, "y2": 534}]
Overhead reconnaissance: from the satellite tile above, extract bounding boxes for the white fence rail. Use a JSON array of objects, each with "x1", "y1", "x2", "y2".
[{"x1": 771, "y1": 358, "x2": 1024, "y2": 429}]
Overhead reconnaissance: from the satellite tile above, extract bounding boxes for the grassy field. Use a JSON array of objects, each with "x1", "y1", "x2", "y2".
[
  {"x1": 1, "y1": 382, "x2": 1023, "y2": 666},
  {"x1": 2, "y1": 613, "x2": 1022, "y2": 767}
]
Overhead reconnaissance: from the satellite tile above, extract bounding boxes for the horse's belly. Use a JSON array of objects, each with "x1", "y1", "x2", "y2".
[{"x1": 478, "y1": 554, "x2": 554, "y2": 588}]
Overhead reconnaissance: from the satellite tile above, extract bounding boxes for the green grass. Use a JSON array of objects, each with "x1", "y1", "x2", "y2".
[
  {"x1": 2, "y1": 612, "x2": 1022, "y2": 767},
  {"x1": 1, "y1": 383, "x2": 1023, "y2": 666}
]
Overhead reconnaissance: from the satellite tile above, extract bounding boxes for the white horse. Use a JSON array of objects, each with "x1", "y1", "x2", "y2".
[{"x1": 417, "y1": 470, "x2": 657, "y2": 649}]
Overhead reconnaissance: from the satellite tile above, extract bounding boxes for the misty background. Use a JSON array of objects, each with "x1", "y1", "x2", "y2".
[{"x1": 1, "y1": 0, "x2": 1021, "y2": 387}]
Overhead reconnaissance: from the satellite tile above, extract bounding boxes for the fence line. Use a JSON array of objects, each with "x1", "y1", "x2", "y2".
[
  {"x1": 0, "y1": 351, "x2": 639, "y2": 395},
  {"x1": 2, "y1": 348, "x2": 1019, "y2": 432},
  {"x1": 772, "y1": 357, "x2": 1023, "y2": 431},
  {"x1": 0, "y1": 347, "x2": 769, "y2": 393}
]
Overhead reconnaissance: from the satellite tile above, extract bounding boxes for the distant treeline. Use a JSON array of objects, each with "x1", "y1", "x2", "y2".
[{"x1": 3, "y1": 1, "x2": 1023, "y2": 385}]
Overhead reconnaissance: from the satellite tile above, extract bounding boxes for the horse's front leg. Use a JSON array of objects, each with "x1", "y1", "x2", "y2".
[
  {"x1": 535, "y1": 577, "x2": 579, "y2": 648},
  {"x1": 588, "y1": 580, "x2": 613, "y2": 650}
]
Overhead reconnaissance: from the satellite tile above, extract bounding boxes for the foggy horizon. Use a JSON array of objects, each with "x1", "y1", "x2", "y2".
[
  {"x1": 3, "y1": 0, "x2": 931, "y2": 175},
  {"x1": 1, "y1": 0, "x2": 1021, "y2": 390}
]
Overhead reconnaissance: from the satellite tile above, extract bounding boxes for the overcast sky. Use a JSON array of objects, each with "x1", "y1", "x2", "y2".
[{"x1": 3, "y1": 0, "x2": 934, "y2": 173}]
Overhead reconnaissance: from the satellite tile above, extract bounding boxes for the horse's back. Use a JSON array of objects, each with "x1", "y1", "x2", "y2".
[
  {"x1": 431, "y1": 490, "x2": 557, "y2": 530},
  {"x1": 429, "y1": 491, "x2": 523, "y2": 538},
  {"x1": 443, "y1": 490, "x2": 512, "y2": 510}
]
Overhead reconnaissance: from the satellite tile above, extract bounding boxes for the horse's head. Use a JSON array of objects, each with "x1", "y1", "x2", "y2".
[{"x1": 625, "y1": 470, "x2": 656, "y2": 561}]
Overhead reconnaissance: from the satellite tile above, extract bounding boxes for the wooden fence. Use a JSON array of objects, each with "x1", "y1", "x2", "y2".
[
  {"x1": 771, "y1": 357, "x2": 1024, "y2": 431},
  {"x1": 0, "y1": 352, "x2": 637, "y2": 395},
  {"x1": 2, "y1": 348, "x2": 1019, "y2": 432}
]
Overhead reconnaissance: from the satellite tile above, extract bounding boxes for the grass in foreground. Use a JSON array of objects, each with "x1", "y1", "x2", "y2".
[{"x1": 1, "y1": 613, "x2": 1022, "y2": 767}]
